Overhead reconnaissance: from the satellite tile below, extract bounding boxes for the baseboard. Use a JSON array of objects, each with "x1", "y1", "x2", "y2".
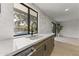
[
  {"x1": 59, "y1": 34, "x2": 79, "y2": 40},
  {"x1": 55, "y1": 35, "x2": 79, "y2": 46}
]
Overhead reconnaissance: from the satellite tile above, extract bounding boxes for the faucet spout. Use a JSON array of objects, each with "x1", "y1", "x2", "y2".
[
  {"x1": 30, "y1": 21, "x2": 37, "y2": 36},
  {"x1": 31, "y1": 26, "x2": 33, "y2": 36}
]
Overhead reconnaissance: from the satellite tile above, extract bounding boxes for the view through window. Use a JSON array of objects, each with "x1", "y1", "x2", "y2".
[{"x1": 14, "y1": 3, "x2": 38, "y2": 36}]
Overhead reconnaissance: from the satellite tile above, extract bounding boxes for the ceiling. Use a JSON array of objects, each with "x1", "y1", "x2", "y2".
[{"x1": 33, "y1": 3, "x2": 79, "y2": 23}]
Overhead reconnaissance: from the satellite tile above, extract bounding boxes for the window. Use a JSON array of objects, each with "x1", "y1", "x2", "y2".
[
  {"x1": 30, "y1": 9, "x2": 38, "y2": 34},
  {"x1": 14, "y1": 3, "x2": 38, "y2": 36}
]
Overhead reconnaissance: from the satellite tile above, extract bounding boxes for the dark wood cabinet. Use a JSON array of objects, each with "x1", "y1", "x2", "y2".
[
  {"x1": 43, "y1": 36, "x2": 54, "y2": 56},
  {"x1": 31, "y1": 36, "x2": 54, "y2": 56},
  {"x1": 44, "y1": 39, "x2": 52, "y2": 56},
  {"x1": 30, "y1": 39, "x2": 45, "y2": 56}
]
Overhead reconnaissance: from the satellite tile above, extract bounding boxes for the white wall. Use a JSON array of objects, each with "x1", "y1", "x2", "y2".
[
  {"x1": 60, "y1": 19, "x2": 79, "y2": 39},
  {"x1": 0, "y1": 3, "x2": 14, "y2": 40},
  {"x1": 38, "y1": 13, "x2": 53, "y2": 34}
]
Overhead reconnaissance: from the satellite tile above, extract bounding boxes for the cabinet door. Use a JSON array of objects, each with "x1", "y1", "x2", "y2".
[
  {"x1": 31, "y1": 45, "x2": 44, "y2": 56},
  {"x1": 31, "y1": 40, "x2": 45, "y2": 56},
  {"x1": 44, "y1": 37, "x2": 54, "y2": 56},
  {"x1": 44, "y1": 39, "x2": 51, "y2": 56}
]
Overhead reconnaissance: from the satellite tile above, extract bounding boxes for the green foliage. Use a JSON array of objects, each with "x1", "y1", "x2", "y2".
[{"x1": 57, "y1": 24, "x2": 63, "y2": 33}]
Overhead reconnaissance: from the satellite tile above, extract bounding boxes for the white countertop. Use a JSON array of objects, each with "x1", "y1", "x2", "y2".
[{"x1": 0, "y1": 33, "x2": 54, "y2": 56}]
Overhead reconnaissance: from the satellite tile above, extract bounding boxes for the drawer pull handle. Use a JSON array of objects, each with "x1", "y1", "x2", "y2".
[
  {"x1": 28, "y1": 47, "x2": 36, "y2": 56},
  {"x1": 44, "y1": 45, "x2": 46, "y2": 51}
]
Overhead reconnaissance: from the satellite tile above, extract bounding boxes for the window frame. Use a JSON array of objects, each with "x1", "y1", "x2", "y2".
[{"x1": 14, "y1": 3, "x2": 38, "y2": 36}]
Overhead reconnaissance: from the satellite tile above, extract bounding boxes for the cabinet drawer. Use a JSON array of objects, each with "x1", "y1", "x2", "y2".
[{"x1": 14, "y1": 48, "x2": 32, "y2": 56}]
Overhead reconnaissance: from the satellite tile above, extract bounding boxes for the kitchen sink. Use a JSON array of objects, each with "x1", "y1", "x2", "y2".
[{"x1": 26, "y1": 35, "x2": 43, "y2": 40}]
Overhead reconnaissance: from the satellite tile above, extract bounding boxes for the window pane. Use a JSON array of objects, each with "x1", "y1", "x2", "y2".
[
  {"x1": 30, "y1": 9, "x2": 38, "y2": 34},
  {"x1": 14, "y1": 3, "x2": 28, "y2": 36}
]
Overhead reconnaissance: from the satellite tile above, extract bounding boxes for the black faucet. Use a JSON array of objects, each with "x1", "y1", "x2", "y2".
[
  {"x1": 31, "y1": 22, "x2": 36, "y2": 36},
  {"x1": 31, "y1": 25, "x2": 33, "y2": 36}
]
